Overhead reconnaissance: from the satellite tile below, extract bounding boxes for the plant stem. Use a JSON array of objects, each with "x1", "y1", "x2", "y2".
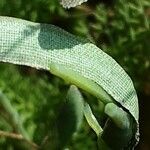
[
  {"x1": 0, "y1": 91, "x2": 29, "y2": 140},
  {"x1": 0, "y1": 130, "x2": 39, "y2": 149}
]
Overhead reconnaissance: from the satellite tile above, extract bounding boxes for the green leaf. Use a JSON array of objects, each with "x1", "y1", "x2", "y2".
[
  {"x1": 56, "y1": 85, "x2": 84, "y2": 148},
  {"x1": 84, "y1": 102, "x2": 103, "y2": 136}
]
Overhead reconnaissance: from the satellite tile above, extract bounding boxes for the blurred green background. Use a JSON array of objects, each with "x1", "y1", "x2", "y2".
[{"x1": 0, "y1": 0, "x2": 150, "y2": 149}]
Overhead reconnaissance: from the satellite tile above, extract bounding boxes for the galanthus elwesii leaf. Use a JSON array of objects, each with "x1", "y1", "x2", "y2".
[
  {"x1": 56, "y1": 85, "x2": 84, "y2": 148},
  {"x1": 0, "y1": 17, "x2": 139, "y2": 148},
  {"x1": 60, "y1": 0, "x2": 88, "y2": 8}
]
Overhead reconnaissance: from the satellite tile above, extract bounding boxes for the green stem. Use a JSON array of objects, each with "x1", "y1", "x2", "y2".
[
  {"x1": 50, "y1": 63, "x2": 113, "y2": 104},
  {"x1": 0, "y1": 91, "x2": 30, "y2": 140}
]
